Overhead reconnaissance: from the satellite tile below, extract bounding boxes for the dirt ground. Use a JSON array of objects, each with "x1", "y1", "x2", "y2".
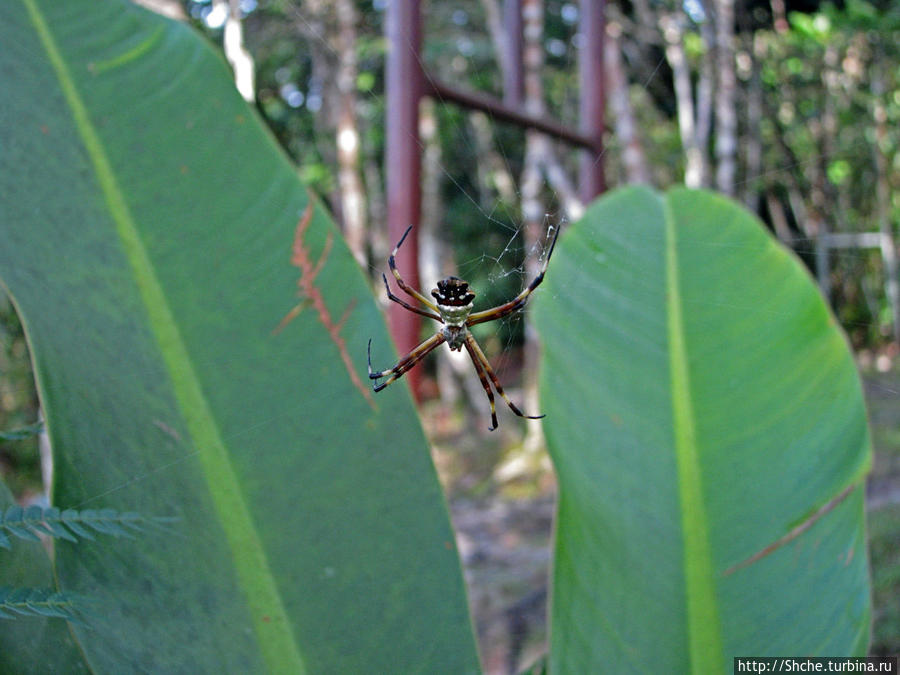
[{"x1": 426, "y1": 367, "x2": 900, "y2": 674}]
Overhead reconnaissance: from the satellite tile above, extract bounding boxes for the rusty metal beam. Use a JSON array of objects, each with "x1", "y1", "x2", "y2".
[
  {"x1": 579, "y1": 0, "x2": 606, "y2": 201},
  {"x1": 385, "y1": 0, "x2": 424, "y2": 397},
  {"x1": 425, "y1": 78, "x2": 601, "y2": 152}
]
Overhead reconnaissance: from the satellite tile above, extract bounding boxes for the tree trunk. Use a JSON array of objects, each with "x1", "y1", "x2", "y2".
[
  {"x1": 605, "y1": 16, "x2": 650, "y2": 184},
  {"x1": 334, "y1": 0, "x2": 368, "y2": 266},
  {"x1": 294, "y1": 0, "x2": 339, "y2": 200},
  {"x1": 364, "y1": 157, "x2": 387, "y2": 267},
  {"x1": 743, "y1": 32, "x2": 764, "y2": 212},
  {"x1": 714, "y1": 0, "x2": 737, "y2": 194},
  {"x1": 131, "y1": 0, "x2": 185, "y2": 20},
  {"x1": 872, "y1": 64, "x2": 900, "y2": 343},
  {"x1": 520, "y1": 0, "x2": 548, "y2": 456},
  {"x1": 543, "y1": 148, "x2": 584, "y2": 219},
  {"x1": 811, "y1": 43, "x2": 841, "y2": 301},
  {"x1": 292, "y1": 0, "x2": 368, "y2": 267},
  {"x1": 769, "y1": 0, "x2": 789, "y2": 34},
  {"x1": 660, "y1": 11, "x2": 706, "y2": 187},
  {"x1": 469, "y1": 111, "x2": 518, "y2": 211},
  {"x1": 419, "y1": 98, "x2": 443, "y2": 292},
  {"x1": 218, "y1": 0, "x2": 255, "y2": 102},
  {"x1": 765, "y1": 192, "x2": 793, "y2": 244},
  {"x1": 421, "y1": 98, "x2": 458, "y2": 412},
  {"x1": 696, "y1": 13, "x2": 715, "y2": 176}
]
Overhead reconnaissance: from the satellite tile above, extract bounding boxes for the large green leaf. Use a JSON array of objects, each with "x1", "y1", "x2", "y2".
[
  {"x1": 0, "y1": 0, "x2": 478, "y2": 671},
  {"x1": 535, "y1": 187, "x2": 871, "y2": 673}
]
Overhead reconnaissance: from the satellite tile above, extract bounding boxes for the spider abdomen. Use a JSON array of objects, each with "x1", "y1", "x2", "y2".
[
  {"x1": 438, "y1": 302, "x2": 473, "y2": 327},
  {"x1": 442, "y1": 324, "x2": 468, "y2": 351}
]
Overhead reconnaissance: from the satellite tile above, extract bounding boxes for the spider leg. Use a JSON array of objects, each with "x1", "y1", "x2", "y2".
[
  {"x1": 463, "y1": 338, "x2": 499, "y2": 431},
  {"x1": 466, "y1": 225, "x2": 561, "y2": 326},
  {"x1": 368, "y1": 333, "x2": 445, "y2": 392},
  {"x1": 381, "y1": 273, "x2": 442, "y2": 322},
  {"x1": 388, "y1": 226, "x2": 441, "y2": 313},
  {"x1": 465, "y1": 333, "x2": 545, "y2": 422}
]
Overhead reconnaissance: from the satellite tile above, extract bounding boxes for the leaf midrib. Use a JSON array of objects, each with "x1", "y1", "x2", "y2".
[
  {"x1": 23, "y1": 1, "x2": 305, "y2": 670},
  {"x1": 664, "y1": 199, "x2": 724, "y2": 673}
]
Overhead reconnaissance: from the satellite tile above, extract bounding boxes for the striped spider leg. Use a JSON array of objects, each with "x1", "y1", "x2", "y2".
[{"x1": 368, "y1": 225, "x2": 560, "y2": 430}]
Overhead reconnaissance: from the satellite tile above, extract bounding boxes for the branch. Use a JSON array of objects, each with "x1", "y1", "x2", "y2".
[
  {"x1": 0, "y1": 504, "x2": 174, "y2": 549},
  {"x1": 0, "y1": 587, "x2": 84, "y2": 623}
]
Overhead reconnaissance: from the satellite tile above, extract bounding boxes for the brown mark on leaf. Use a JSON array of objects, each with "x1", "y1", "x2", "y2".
[
  {"x1": 152, "y1": 419, "x2": 182, "y2": 443},
  {"x1": 274, "y1": 199, "x2": 375, "y2": 408},
  {"x1": 722, "y1": 481, "x2": 858, "y2": 576}
]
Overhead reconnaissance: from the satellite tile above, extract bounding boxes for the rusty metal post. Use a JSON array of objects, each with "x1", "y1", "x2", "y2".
[
  {"x1": 385, "y1": 0, "x2": 424, "y2": 397},
  {"x1": 504, "y1": 0, "x2": 523, "y2": 105},
  {"x1": 579, "y1": 0, "x2": 606, "y2": 202}
]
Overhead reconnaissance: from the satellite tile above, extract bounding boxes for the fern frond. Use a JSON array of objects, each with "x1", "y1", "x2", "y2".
[
  {"x1": 0, "y1": 587, "x2": 82, "y2": 622},
  {"x1": 0, "y1": 421, "x2": 44, "y2": 441},
  {"x1": 0, "y1": 505, "x2": 174, "y2": 549}
]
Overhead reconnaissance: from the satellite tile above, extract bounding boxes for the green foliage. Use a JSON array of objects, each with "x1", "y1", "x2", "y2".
[
  {"x1": 789, "y1": 11, "x2": 833, "y2": 43},
  {"x1": 0, "y1": 587, "x2": 83, "y2": 623},
  {"x1": 0, "y1": 422, "x2": 43, "y2": 442},
  {"x1": 753, "y1": 1, "x2": 900, "y2": 345},
  {"x1": 828, "y1": 158, "x2": 852, "y2": 185},
  {"x1": 0, "y1": 505, "x2": 170, "y2": 549},
  {"x1": 534, "y1": 187, "x2": 872, "y2": 671}
]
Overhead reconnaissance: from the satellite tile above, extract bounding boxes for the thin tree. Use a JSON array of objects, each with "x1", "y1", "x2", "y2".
[
  {"x1": 659, "y1": 8, "x2": 710, "y2": 187},
  {"x1": 605, "y1": 10, "x2": 650, "y2": 185},
  {"x1": 214, "y1": 0, "x2": 255, "y2": 102},
  {"x1": 714, "y1": 0, "x2": 737, "y2": 194}
]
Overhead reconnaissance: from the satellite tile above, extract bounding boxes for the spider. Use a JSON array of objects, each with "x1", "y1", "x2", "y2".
[{"x1": 367, "y1": 225, "x2": 560, "y2": 430}]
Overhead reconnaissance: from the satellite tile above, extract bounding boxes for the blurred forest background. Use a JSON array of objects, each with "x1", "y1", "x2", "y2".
[{"x1": 2, "y1": 0, "x2": 899, "y2": 670}]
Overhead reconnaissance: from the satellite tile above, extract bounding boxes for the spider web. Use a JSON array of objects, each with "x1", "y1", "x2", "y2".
[{"x1": 418, "y1": 65, "x2": 575, "y2": 413}]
